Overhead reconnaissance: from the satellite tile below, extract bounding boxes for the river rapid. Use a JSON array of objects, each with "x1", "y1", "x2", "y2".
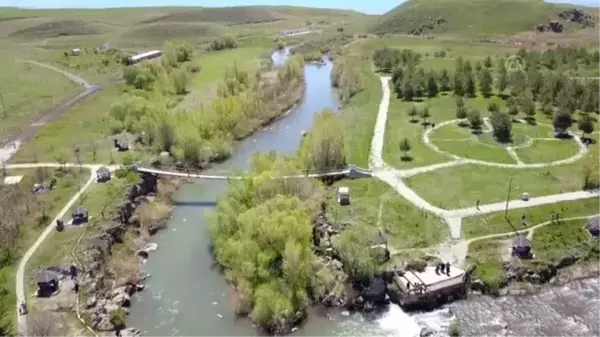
[{"x1": 128, "y1": 49, "x2": 600, "y2": 337}]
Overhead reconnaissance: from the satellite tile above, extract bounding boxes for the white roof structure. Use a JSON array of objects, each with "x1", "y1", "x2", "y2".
[
  {"x1": 129, "y1": 50, "x2": 162, "y2": 62},
  {"x1": 338, "y1": 186, "x2": 349, "y2": 195},
  {"x1": 3, "y1": 175, "x2": 23, "y2": 185}
]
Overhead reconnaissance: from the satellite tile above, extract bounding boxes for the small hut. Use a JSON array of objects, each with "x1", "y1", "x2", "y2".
[
  {"x1": 37, "y1": 270, "x2": 59, "y2": 297},
  {"x1": 337, "y1": 186, "x2": 350, "y2": 205},
  {"x1": 70, "y1": 48, "x2": 81, "y2": 56},
  {"x1": 588, "y1": 216, "x2": 599, "y2": 237},
  {"x1": 72, "y1": 206, "x2": 89, "y2": 225},
  {"x1": 114, "y1": 139, "x2": 129, "y2": 152},
  {"x1": 512, "y1": 234, "x2": 532, "y2": 258},
  {"x1": 96, "y1": 166, "x2": 111, "y2": 182}
]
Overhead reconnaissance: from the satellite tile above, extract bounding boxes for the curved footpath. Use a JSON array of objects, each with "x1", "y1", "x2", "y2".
[
  {"x1": 1, "y1": 62, "x2": 100, "y2": 163},
  {"x1": 10, "y1": 74, "x2": 600, "y2": 335}
]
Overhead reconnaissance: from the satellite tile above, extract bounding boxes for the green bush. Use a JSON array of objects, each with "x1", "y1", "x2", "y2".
[
  {"x1": 449, "y1": 321, "x2": 461, "y2": 337},
  {"x1": 109, "y1": 308, "x2": 127, "y2": 329}
]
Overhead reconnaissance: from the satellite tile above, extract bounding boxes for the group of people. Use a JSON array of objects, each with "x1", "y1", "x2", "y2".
[{"x1": 435, "y1": 262, "x2": 452, "y2": 276}]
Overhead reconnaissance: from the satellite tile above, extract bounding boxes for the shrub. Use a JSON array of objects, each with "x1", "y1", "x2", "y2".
[
  {"x1": 449, "y1": 321, "x2": 461, "y2": 337},
  {"x1": 210, "y1": 36, "x2": 237, "y2": 51},
  {"x1": 406, "y1": 259, "x2": 427, "y2": 272},
  {"x1": 109, "y1": 308, "x2": 127, "y2": 330}
]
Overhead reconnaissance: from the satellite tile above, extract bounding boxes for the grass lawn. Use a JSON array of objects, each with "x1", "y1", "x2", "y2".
[
  {"x1": 326, "y1": 178, "x2": 449, "y2": 249},
  {"x1": 406, "y1": 139, "x2": 599, "y2": 209},
  {"x1": 531, "y1": 217, "x2": 599, "y2": 262},
  {"x1": 0, "y1": 50, "x2": 80, "y2": 144},
  {"x1": 341, "y1": 64, "x2": 381, "y2": 168},
  {"x1": 462, "y1": 198, "x2": 600, "y2": 239},
  {"x1": 9, "y1": 84, "x2": 139, "y2": 165},
  {"x1": 433, "y1": 139, "x2": 516, "y2": 164},
  {"x1": 515, "y1": 139, "x2": 581, "y2": 164},
  {"x1": 466, "y1": 238, "x2": 506, "y2": 289},
  {"x1": 178, "y1": 47, "x2": 268, "y2": 110}
]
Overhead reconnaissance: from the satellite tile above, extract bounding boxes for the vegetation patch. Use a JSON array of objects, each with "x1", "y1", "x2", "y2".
[
  {"x1": 325, "y1": 179, "x2": 449, "y2": 249},
  {"x1": 515, "y1": 139, "x2": 580, "y2": 164},
  {"x1": 9, "y1": 20, "x2": 104, "y2": 38},
  {"x1": 462, "y1": 197, "x2": 600, "y2": 239}
]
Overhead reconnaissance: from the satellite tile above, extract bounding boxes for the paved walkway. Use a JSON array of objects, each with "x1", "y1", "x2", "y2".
[
  {"x1": 367, "y1": 75, "x2": 600, "y2": 241},
  {"x1": 12, "y1": 164, "x2": 119, "y2": 336}
]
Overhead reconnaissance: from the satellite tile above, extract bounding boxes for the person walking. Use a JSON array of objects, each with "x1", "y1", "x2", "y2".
[{"x1": 476, "y1": 199, "x2": 480, "y2": 210}]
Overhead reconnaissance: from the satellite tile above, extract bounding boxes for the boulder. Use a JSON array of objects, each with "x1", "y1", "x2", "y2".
[
  {"x1": 112, "y1": 292, "x2": 131, "y2": 307},
  {"x1": 86, "y1": 295, "x2": 97, "y2": 308},
  {"x1": 121, "y1": 327, "x2": 142, "y2": 337},
  {"x1": 420, "y1": 327, "x2": 435, "y2": 337},
  {"x1": 95, "y1": 315, "x2": 114, "y2": 331}
]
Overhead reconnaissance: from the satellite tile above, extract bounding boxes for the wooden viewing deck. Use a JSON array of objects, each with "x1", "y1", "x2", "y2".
[{"x1": 391, "y1": 265, "x2": 471, "y2": 309}]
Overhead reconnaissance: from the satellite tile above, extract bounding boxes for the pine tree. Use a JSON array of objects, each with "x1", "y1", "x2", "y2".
[
  {"x1": 402, "y1": 80, "x2": 414, "y2": 101},
  {"x1": 578, "y1": 112, "x2": 594, "y2": 137},
  {"x1": 553, "y1": 108, "x2": 573, "y2": 135},
  {"x1": 439, "y1": 68, "x2": 451, "y2": 92},
  {"x1": 426, "y1": 71, "x2": 439, "y2": 97},
  {"x1": 483, "y1": 56, "x2": 493, "y2": 68},
  {"x1": 479, "y1": 68, "x2": 493, "y2": 98},
  {"x1": 420, "y1": 105, "x2": 431, "y2": 124},
  {"x1": 507, "y1": 97, "x2": 519, "y2": 120},
  {"x1": 465, "y1": 73, "x2": 476, "y2": 98},
  {"x1": 407, "y1": 105, "x2": 419, "y2": 122},
  {"x1": 496, "y1": 60, "x2": 508, "y2": 95}
]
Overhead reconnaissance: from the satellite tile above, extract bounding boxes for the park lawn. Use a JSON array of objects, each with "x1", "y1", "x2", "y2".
[
  {"x1": 515, "y1": 139, "x2": 581, "y2": 164},
  {"x1": 466, "y1": 239, "x2": 507, "y2": 290},
  {"x1": 461, "y1": 197, "x2": 600, "y2": 239},
  {"x1": 433, "y1": 139, "x2": 517, "y2": 164},
  {"x1": 326, "y1": 178, "x2": 449, "y2": 249},
  {"x1": 511, "y1": 121, "x2": 555, "y2": 139},
  {"x1": 531, "y1": 217, "x2": 599, "y2": 262},
  {"x1": 342, "y1": 63, "x2": 381, "y2": 168},
  {"x1": 9, "y1": 84, "x2": 138, "y2": 165},
  {"x1": 0, "y1": 49, "x2": 80, "y2": 144},
  {"x1": 428, "y1": 123, "x2": 472, "y2": 140},
  {"x1": 383, "y1": 95, "x2": 452, "y2": 169},
  {"x1": 406, "y1": 142, "x2": 599, "y2": 209}
]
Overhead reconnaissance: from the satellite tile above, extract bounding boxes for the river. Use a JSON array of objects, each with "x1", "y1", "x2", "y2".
[{"x1": 128, "y1": 49, "x2": 600, "y2": 337}]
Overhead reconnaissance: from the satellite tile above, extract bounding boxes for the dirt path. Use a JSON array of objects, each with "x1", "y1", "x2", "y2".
[
  {"x1": 0, "y1": 61, "x2": 114, "y2": 163},
  {"x1": 12, "y1": 163, "x2": 119, "y2": 336}
]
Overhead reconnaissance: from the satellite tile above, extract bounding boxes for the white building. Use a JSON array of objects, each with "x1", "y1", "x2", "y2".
[{"x1": 128, "y1": 50, "x2": 162, "y2": 64}]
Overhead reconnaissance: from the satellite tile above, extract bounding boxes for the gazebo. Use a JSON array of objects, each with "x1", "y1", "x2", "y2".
[
  {"x1": 72, "y1": 206, "x2": 89, "y2": 225},
  {"x1": 588, "y1": 216, "x2": 599, "y2": 237},
  {"x1": 96, "y1": 166, "x2": 111, "y2": 182},
  {"x1": 512, "y1": 234, "x2": 532, "y2": 258},
  {"x1": 37, "y1": 270, "x2": 60, "y2": 297}
]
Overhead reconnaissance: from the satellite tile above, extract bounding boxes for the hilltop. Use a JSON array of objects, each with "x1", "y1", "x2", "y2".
[
  {"x1": 0, "y1": 6, "x2": 366, "y2": 46},
  {"x1": 371, "y1": 0, "x2": 598, "y2": 37}
]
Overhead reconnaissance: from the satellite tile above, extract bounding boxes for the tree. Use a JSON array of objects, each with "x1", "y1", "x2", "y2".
[
  {"x1": 483, "y1": 56, "x2": 493, "y2": 68},
  {"x1": 402, "y1": 80, "x2": 414, "y2": 101},
  {"x1": 479, "y1": 68, "x2": 493, "y2": 98},
  {"x1": 426, "y1": 71, "x2": 439, "y2": 97},
  {"x1": 408, "y1": 105, "x2": 419, "y2": 122},
  {"x1": 520, "y1": 92, "x2": 536, "y2": 122},
  {"x1": 490, "y1": 110, "x2": 512, "y2": 142},
  {"x1": 109, "y1": 308, "x2": 127, "y2": 332},
  {"x1": 578, "y1": 112, "x2": 594, "y2": 137},
  {"x1": 507, "y1": 97, "x2": 519, "y2": 120},
  {"x1": 556, "y1": 80, "x2": 577, "y2": 112},
  {"x1": 420, "y1": 105, "x2": 431, "y2": 125},
  {"x1": 171, "y1": 68, "x2": 189, "y2": 95},
  {"x1": 465, "y1": 73, "x2": 476, "y2": 98},
  {"x1": 456, "y1": 106, "x2": 468, "y2": 120},
  {"x1": 305, "y1": 110, "x2": 346, "y2": 172},
  {"x1": 581, "y1": 154, "x2": 599, "y2": 190},
  {"x1": 496, "y1": 61, "x2": 507, "y2": 94},
  {"x1": 399, "y1": 137, "x2": 412, "y2": 160},
  {"x1": 90, "y1": 141, "x2": 98, "y2": 162},
  {"x1": 487, "y1": 100, "x2": 500, "y2": 113},
  {"x1": 337, "y1": 225, "x2": 378, "y2": 279},
  {"x1": 453, "y1": 72, "x2": 464, "y2": 96},
  {"x1": 553, "y1": 108, "x2": 573, "y2": 135},
  {"x1": 439, "y1": 68, "x2": 451, "y2": 92},
  {"x1": 455, "y1": 96, "x2": 465, "y2": 109},
  {"x1": 53, "y1": 152, "x2": 68, "y2": 170},
  {"x1": 467, "y1": 109, "x2": 483, "y2": 132},
  {"x1": 508, "y1": 71, "x2": 526, "y2": 97},
  {"x1": 474, "y1": 61, "x2": 482, "y2": 73}
]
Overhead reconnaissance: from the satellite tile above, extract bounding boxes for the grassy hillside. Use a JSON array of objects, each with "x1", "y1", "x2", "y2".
[{"x1": 372, "y1": 0, "x2": 598, "y2": 36}]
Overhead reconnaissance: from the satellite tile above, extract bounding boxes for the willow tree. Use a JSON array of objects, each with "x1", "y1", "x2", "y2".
[{"x1": 304, "y1": 110, "x2": 346, "y2": 173}]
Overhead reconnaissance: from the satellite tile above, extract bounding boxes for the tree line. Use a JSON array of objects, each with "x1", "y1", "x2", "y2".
[
  {"x1": 374, "y1": 46, "x2": 598, "y2": 143},
  {"x1": 331, "y1": 56, "x2": 366, "y2": 103},
  {"x1": 109, "y1": 43, "x2": 305, "y2": 168}
]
